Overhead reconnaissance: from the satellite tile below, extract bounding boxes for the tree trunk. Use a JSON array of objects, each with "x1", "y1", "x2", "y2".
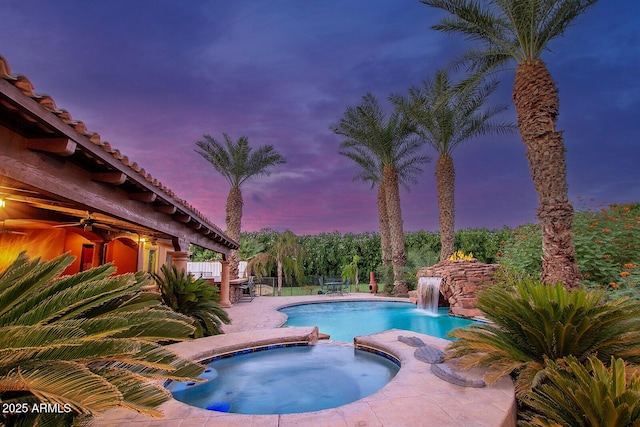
[
  {"x1": 277, "y1": 259, "x2": 283, "y2": 296},
  {"x1": 225, "y1": 187, "x2": 243, "y2": 279},
  {"x1": 513, "y1": 59, "x2": 580, "y2": 288},
  {"x1": 383, "y1": 165, "x2": 407, "y2": 295},
  {"x1": 436, "y1": 153, "x2": 456, "y2": 261},
  {"x1": 377, "y1": 185, "x2": 392, "y2": 267}
]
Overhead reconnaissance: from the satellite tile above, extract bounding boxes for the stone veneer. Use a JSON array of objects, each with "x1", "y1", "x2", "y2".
[{"x1": 416, "y1": 260, "x2": 499, "y2": 318}]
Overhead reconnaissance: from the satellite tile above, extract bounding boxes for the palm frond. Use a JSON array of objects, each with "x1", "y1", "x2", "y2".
[
  {"x1": 195, "y1": 133, "x2": 286, "y2": 189},
  {"x1": 0, "y1": 253, "x2": 75, "y2": 323},
  {"x1": 0, "y1": 253, "x2": 205, "y2": 424},
  {"x1": 445, "y1": 280, "x2": 640, "y2": 398},
  {"x1": 333, "y1": 92, "x2": 430, "y2": 192},
  {"x1": 90, "y1": 366, "x2": 173, "y2": 418},
  {"x1": 2, "y1": 362, "x2": 122, "y2": 415},
  {"x1": 424, "y1": 0, "x2": 599, "y2": 64}
]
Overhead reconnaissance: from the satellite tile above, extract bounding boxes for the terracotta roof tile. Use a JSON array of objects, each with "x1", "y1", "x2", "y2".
[
  {"x1": 0, "y1": 54, "x2": 227, "y2": 238},
  {"x1": 14, "y1": 75, "x2": 35, "y2": 96},
  {"x1": 38, "y1": 95, "x2": 58, "y2": 112},
  {"x1": 0, "y1": 56, "x2": 16, "y2": 80}
]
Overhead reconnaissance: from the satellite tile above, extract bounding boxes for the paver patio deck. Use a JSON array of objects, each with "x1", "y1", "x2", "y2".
[{"x1": 91, "y1": 293, "x2": 516, "y2": 426}]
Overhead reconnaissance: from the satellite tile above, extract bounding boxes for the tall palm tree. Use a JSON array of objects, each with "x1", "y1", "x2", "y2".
[
  {"x1": 195, "y1": 134, "x2": 286, "y2": 279},
  {"x1": 392, "y1": 69, "x2": 514, "y2": 261},
  {"x1": 247, "y1": 230, "x2": 306, "y2": 296},
  {"x1": 334, "y1": 138, "x2": 393, "y2": 269},
  {"x1": 332, "y1": 93, "x2": 431, "y2": 295},
  {"x1": 421, "y1": 0, "x2": 598, "y2": 288}
]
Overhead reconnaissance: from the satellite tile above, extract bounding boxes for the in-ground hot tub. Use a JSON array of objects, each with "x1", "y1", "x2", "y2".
[{"x1": 166, "y1": 341, "x2": 399, "y2": 414}]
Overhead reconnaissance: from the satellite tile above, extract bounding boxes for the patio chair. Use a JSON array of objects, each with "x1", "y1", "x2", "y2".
[
  {"x1": 324, "y1": 276, "x2": 343, "y2": 295},
  {"x1": 239, "y1": 276, "x2": 255, "y2": 302},
  {"x1": 339, "y1": 278, "x2": 350, "y2": 295},
  {"x1": 318, "y1": 276, "x2": 326, "y2": 295}
]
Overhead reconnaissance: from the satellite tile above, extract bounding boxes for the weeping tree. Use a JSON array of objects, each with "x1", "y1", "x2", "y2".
[
  {"x1": 247, "y1": 230, "x2": 306, "y2": 296},
  {"x1": 195, "y1": 133, "x2": 286, "y2": 279},
  {"x1": 332, "y1": 93, "x2": 430, "y2": 295},
  {"x1": 392, "y1": 69, "x2": 514, "y2": 261},
  {"x1": 421, "y1": 0, "x2": 599, "y2": 287}
]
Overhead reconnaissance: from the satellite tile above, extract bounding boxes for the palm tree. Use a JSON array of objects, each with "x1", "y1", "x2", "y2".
[
  {"x1": 421, "y1": 0, "x2": 598, "y2": 288},
  {"x1": 332, "y1": 93, "x2": 431, "y2": 295},
  {"x1": 0, "y1": 252, "x2": 203, "y2": 426},
  {"x1": 151, "y1": 264, "x2": 230, "y2": 337},
  {"x1": 247, "y1": 230, "x2": 306, "y2": 296},
  {"x1": 392, "y1": 69, "x2": 514, "y2": 261},
  {"x1": 334, "y1": 136, "x2": 393, "y2": 270},
  {"x1": 195, "y1": 133, "x2": 287, "y2": 279}
]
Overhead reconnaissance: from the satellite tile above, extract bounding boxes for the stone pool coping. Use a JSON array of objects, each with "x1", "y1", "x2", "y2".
[{"x1": 91, "y1": 294, "x2": 517, "y2": 426}]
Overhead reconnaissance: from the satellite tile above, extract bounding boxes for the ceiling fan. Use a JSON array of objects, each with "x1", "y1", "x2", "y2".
[
  {"x1": 0, "y1": 220, "x2": 28, "y2": 235},
  {"x1": 53, "y1": 212, "x2": 114, "y2": 232}
]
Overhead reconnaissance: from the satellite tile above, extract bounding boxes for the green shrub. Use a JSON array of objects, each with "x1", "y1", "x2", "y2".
[
  {"x1": 0, "y1": 252, "x2": 203, "y2": 426},
  {"x1": 498, "y1": 202, "x2": 640, "y2": 299},
  {"x1": 573, "y1": 203, "x2": 640, "y2": 298},
  {"x1": 152, "y1": 265, "x2": 230, "y2": 338},
  {"x1": 446, "y1": 280, "x2": 640, "y2": 398},
  {"x1": 402, "y1": 248, "x2": 439, "y2": 291},
  {"x1": 497, "y1": 223, "x2": 542, "y2": 278},
  {"x1": 520, "y1": 356, "x2": 640, "y2": 427}
]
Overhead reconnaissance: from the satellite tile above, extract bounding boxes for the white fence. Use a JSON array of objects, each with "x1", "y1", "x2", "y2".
[{"x1": 187, "y1": 261, "x2": 248, "y2": 280}]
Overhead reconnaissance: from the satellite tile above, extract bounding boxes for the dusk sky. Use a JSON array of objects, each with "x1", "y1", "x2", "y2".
[{"x1": 2, "y1": 1, "x2": 638, "y2": 235}]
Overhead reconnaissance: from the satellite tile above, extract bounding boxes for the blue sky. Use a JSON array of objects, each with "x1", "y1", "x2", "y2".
[{"x1": 1, "y1": 1, "x2": 638, "y2": 234}]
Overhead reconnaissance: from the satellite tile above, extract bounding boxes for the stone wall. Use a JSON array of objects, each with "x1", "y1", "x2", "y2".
[{"x1": 416, "y1": 260, "x2": 499, "y2": 318}]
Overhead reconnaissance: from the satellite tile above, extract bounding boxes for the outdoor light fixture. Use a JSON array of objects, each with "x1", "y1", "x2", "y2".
[{"x1": 0, "y1": 199, "x2": 5, "y2": 208}]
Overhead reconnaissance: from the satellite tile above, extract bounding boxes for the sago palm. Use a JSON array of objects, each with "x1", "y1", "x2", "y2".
[
  {"x1": 422, "y1": 0, "x2": 599, "y2": 288},
  {"x1": 520, "y1": 355, "x2": 640, "y2": 427},
  {"x1": 248, "y1": 230, "x2": 305, "y2": 296},
  {"x1": 332, "y1": 93, "x2": 431, "y2": 295},
  {"x1": 446, "y1": 280, "x2": 640, "y2": 398},
  {"x1": 195, "y1": 133, "x2": 286, "y2": 279},
  {"x1": 151, "y1": 264, "x2": 230, "y2": 338},
  {"x1": 392, "y1": 69, "x2": 514, "y2": 261},
  {"x1": 0, "y1": 252, "x2": 204, "y2": 426}
]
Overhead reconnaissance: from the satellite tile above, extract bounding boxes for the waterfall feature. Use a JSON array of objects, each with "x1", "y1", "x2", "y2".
[{"x1": 417, "y1": 277, "x2": 442, "y2": 315}]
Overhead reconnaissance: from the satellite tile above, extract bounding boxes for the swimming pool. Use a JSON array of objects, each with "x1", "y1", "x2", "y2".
[
  {"x1": 167, "y1": 343, "x2": 399, "y2": 414},
  {"x1": 280, "y1": 300, "x2": 475, "y2": 341}
]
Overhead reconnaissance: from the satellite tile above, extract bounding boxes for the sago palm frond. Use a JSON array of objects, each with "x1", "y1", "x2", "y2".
[
  {"x1": 0, "y1": 252, "x2": 74, "y2": 322},
  {"x1": 9, "y1": 273, "x2": 140, "y2": 326},
  {"x1": 151, "y1": 265, "x2": 230, "y2": 338},
  {"x1": 446, "y1": 280, "x2": 640, "y2": 397},
  {"x1": 520, "y1": 356, "x2": 640, "y2": 427},
  {"x1": 90, "y1": 366, "x2": 173, "y2": 418},
  {"x1": 2, "y1": 361, "x2": 122, "y2": 414},
  {"x1": 0, "y1": 253, "x2": 204, "y2": 425},
  {"x1": 1, "y1": 338, "x2": 140, "y2": 370}
]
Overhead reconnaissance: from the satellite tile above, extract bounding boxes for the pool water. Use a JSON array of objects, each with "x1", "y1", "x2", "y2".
[
  {"x1": 280, "y1": 301, "x2": 475, "y2": 341},
  {"x1": 167, "y1": 344, "x2": 399, "y2": 414}
]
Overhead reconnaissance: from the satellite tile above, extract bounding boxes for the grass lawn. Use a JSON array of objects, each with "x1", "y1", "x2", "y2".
[{"x1": 257, "y1": 283, "x2": 375, "y2": 296}]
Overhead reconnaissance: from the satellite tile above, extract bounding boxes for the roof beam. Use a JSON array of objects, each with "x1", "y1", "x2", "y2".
[
  {"x1": 174, "y1": 214, "x2": 191, "y2": 223},
  {"x1": 153, "y1": 204, "x2": 176, "y2": 214},
  {"x1": 91, "y1": 172, "x2": 127, "y2": 185},
  {"x1": 26, "y1": 138, "x2": 76, "y2": 156},
  {"x1": 129, "y1": 192, "x2": 157, "y2": 203}
]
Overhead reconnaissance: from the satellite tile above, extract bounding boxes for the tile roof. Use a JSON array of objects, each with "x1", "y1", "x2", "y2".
[{"x1": 0, "y1": 54, "x2": 229, "y2": 241}]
